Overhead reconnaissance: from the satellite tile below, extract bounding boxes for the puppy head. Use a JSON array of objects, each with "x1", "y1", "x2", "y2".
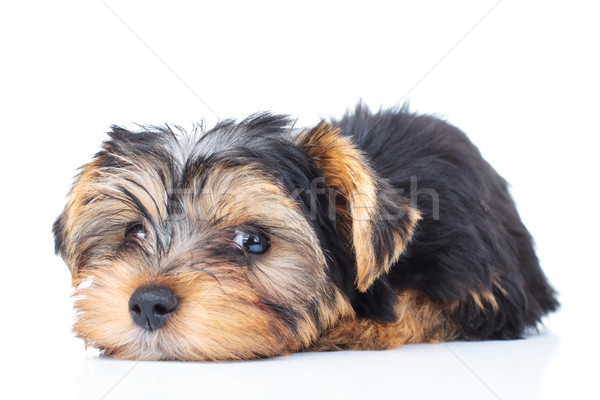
[{"x1": 53, "y1": 114, "x2": 419, "y2": 360}]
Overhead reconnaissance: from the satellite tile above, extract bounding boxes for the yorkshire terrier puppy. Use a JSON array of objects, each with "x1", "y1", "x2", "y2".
[{"x1": 53, "y1": 105, "x2": 558, "y2": 360}]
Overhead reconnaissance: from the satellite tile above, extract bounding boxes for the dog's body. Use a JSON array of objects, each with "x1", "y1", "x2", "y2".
[{"x1": 54, "y1": 105, "x2": 558, "y2": 360}]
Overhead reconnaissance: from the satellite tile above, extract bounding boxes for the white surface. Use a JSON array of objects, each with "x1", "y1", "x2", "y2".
[{"x1": 1, "y1": 1, "x2": 599, "y2": 399}]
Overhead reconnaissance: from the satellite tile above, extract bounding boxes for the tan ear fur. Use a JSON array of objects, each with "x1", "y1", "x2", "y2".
[{"x1": 297, "y1": 123, "x2": 420, "y2": 292}]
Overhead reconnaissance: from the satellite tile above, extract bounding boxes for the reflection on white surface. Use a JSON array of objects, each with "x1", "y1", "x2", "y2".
[
  {"x1": 36, "y1": 320, "x2": 584, "y2": 400},
  {"x1": 8, "y1": 310, "x2": 597, "y2": 400}
]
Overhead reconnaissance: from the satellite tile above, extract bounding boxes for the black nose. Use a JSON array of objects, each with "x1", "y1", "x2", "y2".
[{"x1": 129, "y1": 286, "x2": 178, "y2": 331}]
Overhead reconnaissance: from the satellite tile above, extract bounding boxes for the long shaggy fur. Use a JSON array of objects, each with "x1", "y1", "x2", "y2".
[{"x1": 53, "y1": 105, "x2": 558, "y2": 360}]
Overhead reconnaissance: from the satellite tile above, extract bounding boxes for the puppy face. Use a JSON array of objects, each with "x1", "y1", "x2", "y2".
[{"x1": 53, "y1": 114, "x2": 419, "y2": 360}]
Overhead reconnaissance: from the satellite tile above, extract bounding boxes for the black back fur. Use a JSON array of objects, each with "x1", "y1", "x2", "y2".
[{"x1": 332, "y1": 104, "x2": 559, "y2": 339}]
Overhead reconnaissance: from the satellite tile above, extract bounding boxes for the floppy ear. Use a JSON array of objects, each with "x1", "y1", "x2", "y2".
[
  {"x1": 297, "y1": 122, "x2": 420, "y2": 292},
  {"x1": 53, "y1": 212, "x2": 67, "y2": 258},
  {"x1": 52, "y1": 156, "x2": 106, "y2": 278}
]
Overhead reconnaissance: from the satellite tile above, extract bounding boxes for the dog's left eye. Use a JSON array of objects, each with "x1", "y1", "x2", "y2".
[
  {"x1": 125, "y1": 223, "x2": 146, "y2": 240},
  {"x1": 233, "y1": 230, "x2": 270, "y2": 254}
]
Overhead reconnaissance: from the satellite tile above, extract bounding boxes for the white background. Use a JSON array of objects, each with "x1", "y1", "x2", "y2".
[{"x1": 1, "y1": 1, "x2": 599, "y2": 399}]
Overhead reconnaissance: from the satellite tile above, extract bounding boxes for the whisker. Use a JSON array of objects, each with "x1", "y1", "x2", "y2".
[{"x1": 187, "y1": 262, "x2": 221, "y2": 287}]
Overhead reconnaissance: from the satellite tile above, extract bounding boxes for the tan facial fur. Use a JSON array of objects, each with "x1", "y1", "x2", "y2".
[
  {"x1": 58, "y1": 155, "x2": 360, "y2": 360},
  {"x1": 54, "y1": 118, "x2": 428, "y2": 361}
]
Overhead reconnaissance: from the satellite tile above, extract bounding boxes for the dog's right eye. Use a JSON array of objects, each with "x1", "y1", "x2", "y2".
[
  {"x1": 233, "y1": 229, "x2": 270, "y2": 254},
  {"x1": 125, "y1": 223, "x2": 146, "y2": 240}
]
